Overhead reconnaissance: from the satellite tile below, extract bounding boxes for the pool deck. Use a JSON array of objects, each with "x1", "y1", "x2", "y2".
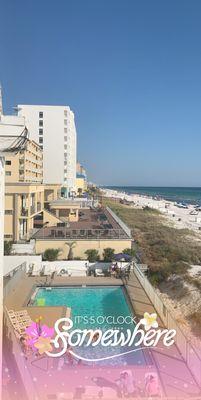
[{"x1": 3, "y1": 271, "x2": 201, "y2": 399}]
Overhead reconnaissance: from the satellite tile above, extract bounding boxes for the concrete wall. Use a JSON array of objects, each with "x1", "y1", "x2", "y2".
[
  {"x1": 43, "y1": 209, "x2": 62, "y2": 225},
  {"x1": 35, "y1": 239, "x2": 132, "y2": 259},
  {"x1": 3, "y1": 255, "x2": 42, "y2": 276}
]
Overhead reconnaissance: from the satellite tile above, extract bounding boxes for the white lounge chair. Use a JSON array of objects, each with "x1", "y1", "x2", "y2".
[
  {"x1": 7, "y1": 309, "x2": 32, "y2": 338},
  {"x1": 95, "y1": 268, "x2": 104, "y2": 277}
]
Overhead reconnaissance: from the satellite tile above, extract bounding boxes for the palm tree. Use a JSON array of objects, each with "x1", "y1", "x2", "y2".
[
  {"x1": 77, "y1": 188, "x2": 83, "y2": 196},
  {"x1": 65, "y1": 241, "x2": 77, "y2": 260}
]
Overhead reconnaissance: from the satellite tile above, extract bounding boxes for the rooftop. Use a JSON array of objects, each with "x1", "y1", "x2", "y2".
[{"x1": 32, "y1": 207, "x2": 131, "y2": 240}]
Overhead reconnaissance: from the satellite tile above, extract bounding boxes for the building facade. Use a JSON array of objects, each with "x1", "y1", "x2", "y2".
[
  {"x1": 17, "y1": 105, "x2": 77, "y2": 196},
  {"x1": 5, "y1": 140, "x2": 43, "y2": 184},
  {"x1": 76, "y1": 162, "x2": 87, "y2": 194},
  {"x1": 5, "y1": 183, "x2": 44, "y2": 241}
]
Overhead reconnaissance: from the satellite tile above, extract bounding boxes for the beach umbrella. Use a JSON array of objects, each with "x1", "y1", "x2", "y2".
[{"x1": 114, "y1": 253, "x2": 132, "y2": 262}]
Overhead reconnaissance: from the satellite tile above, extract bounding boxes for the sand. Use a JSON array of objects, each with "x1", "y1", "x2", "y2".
[{"x1": 102, "y1": 188, "x2": 201, "y2": 234}]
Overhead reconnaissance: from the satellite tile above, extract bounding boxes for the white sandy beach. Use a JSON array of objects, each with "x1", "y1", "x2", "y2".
[{"x1": 101, "y1": 188, "x2": 201, "y2": 233}]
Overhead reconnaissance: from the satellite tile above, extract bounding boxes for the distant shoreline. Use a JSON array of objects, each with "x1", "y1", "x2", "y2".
[
  {"x1": 101, "y1": 187, "x2": 201, "y2": 233},
  {"x1": 102, "y1": 186, "x2": 201, "y2": 206}
]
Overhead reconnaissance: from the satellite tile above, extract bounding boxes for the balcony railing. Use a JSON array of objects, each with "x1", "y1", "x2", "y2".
[
  {"x1": 33, "y1": 228, "x2": 129, "y2": 240},
  {"x1": 30, "y1": 205, "x2": 36, "y2": 215}
]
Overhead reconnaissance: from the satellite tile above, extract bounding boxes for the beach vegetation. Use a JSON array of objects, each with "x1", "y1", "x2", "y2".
[
  {"x1": 188, "y1": 311, "x2": 201, "y2": 338},
  {"x1": 103, "y1": 198, "x2": 201, "y2": 286}
]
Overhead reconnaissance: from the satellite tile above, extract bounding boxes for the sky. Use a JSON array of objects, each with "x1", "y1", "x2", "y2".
[{"x1": 1, "y1": 0, "x2": 201, "y2": 186}]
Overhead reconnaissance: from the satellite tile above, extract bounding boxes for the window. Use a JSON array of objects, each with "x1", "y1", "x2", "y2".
[
  {"x1": 39, "y1": 112, "x2": 43, "y2": 118},
  {"x1": 39, "y1": 137, "x2": 43, "y2": 144},
  {"x1": 64, "y1": 110, "x2": 67, "y2": 117},
  {"x1": 39, "y1": 129, "x2": 43, "y2": 135},
  {"x1": 5, "y1": 210, "x2": 13, "y2": 215},
  {"x1": 64, "y1": 119, "x2": 67, "y2": 126},
  {"x1": 64, "y1": 161, "x2": 67, "y2": 165},
  {"x1": 39, "y1": 120, "x2": 43, "y2": 127},
  {"x1": 5, "y1": 171, "x2": 11, "y2": 176},
  {"x1": 5, "y1": 160, "x2": 11, "y2": 165},
  {"x1": 64, "y1": 145, "x2": 67, "y2": 150}
]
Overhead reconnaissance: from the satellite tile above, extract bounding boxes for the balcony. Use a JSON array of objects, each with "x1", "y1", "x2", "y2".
[
  {"x1": 21, "y1": 207, "x2": 28, "y2": 217},
  {"x1": 30, "y1": 205, "x2": 36, "y2": 215}
]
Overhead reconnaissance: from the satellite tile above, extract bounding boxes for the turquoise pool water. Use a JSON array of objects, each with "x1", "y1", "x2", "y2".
[{"x1": 33, "y1": 286, "x2": 146, "y2": 366}]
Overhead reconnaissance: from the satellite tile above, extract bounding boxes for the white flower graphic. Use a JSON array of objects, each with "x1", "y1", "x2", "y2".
[{"x1": 140, "y1": 312, "x2": 158, "y2": 331}]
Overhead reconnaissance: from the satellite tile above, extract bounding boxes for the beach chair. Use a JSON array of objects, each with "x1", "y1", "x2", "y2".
[
  {"x1": 7, "y1": 309, "x2": 32, "y2": 338},
  {"x1": 95, "y1": 268, "x2": 104, "y2": 277}
]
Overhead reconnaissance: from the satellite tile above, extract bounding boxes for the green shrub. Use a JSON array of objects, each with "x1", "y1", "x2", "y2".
[
  {"x1": 4, "y1": 241, "x2": 13, "y2": 255},
  {"x1": 103, "y1": 248, "x2": 115, "y2": 262},
  {"x1": 43, "y1": 248, "x2": 60, "y2": 261},
  {"x1": 85, "y1": 249, "x2": 100, "y2": 262},
  {"x1": 122, "y1": 248, "x2": 136, "y2": 257}
]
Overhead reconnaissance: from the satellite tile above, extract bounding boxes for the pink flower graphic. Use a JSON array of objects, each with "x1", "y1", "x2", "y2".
[{"x1": 25, "y1": 320, "x2": 54, "y2": 351}]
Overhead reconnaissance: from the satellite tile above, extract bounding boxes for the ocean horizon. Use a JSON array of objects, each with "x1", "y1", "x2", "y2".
[{"x1": 104, "y1": 186, "x2": 201, "y2": 206}]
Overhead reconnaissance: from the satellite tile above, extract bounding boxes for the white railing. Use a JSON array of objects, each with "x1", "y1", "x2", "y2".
[
  {"x1": 134, "y1": 263, "x2": 201, "y2": 387},
  {"x1": 106, "y1": 206, "x2": 131, "y2": 237}
]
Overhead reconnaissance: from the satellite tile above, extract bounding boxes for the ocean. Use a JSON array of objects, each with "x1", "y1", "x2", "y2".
[{"x1": 105, "y1": 186, "x2": 201, "y2": 206}]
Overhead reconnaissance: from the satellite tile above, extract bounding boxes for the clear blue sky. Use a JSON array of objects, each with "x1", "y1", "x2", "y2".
[{"x1": 1, "y1": 0, "x2": 201, "y2": 186}]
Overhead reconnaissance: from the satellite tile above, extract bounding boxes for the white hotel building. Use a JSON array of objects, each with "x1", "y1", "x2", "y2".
[{"x1": 17, "y1": 105, "x2": 77, "y2": 197}]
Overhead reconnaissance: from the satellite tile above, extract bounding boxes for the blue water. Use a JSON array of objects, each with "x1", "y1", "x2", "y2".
[
  {"x1": 105, "y1": 186, "x2": 201, "y2": 206},
  {"x1": 33, "y1": 286, "x2": 146, "y2": 366}
]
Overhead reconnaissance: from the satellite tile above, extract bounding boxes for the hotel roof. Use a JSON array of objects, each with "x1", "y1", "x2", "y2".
[{"x1": 32, "y1": 208, "x2": 131, "y2": 240}]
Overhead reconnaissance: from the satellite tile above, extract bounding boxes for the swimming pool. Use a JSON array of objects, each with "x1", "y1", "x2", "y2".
[{"x1": 32, "y1": 286, "x2": 146, "y2": 366}]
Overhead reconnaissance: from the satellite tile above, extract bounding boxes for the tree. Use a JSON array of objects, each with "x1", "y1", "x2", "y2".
[
  {"x1": 65, "y1": 241, "x2": 77, "y2": 260},
  {"x1": 103, "y1": 248, "x2": 115, "y2": 262},
  {"x1": 122, "y1": 248, "x2": 136, "y2": 257},
  {"x1": 85, "y1": 249, "x2": 100, "y2": 262},
  {"x1": 43, "y1": 248, "x2": 61, "y2": 261},
  {"x1": 4, "y1": 241, "x2": 13, "y2": 255}
]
